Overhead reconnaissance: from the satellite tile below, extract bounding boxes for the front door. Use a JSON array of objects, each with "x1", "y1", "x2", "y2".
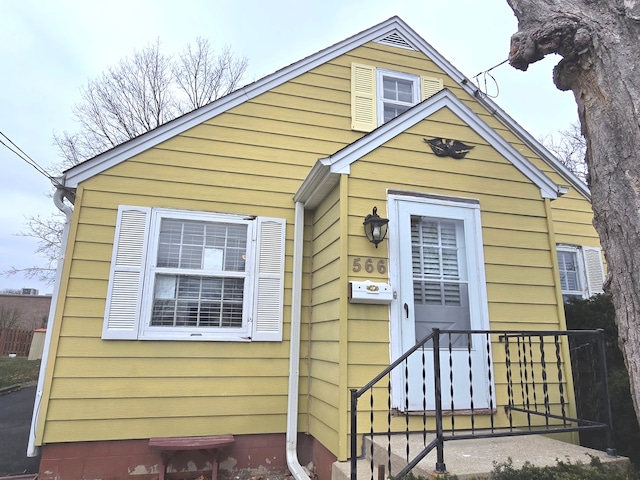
[{"x1": 388, "y1": 193, "x2": 493, "y2": 411}]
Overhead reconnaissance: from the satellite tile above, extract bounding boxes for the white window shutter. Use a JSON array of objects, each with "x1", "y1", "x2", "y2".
[
  {"x1": 102, "y1": 206, "x2": 151, "y2": 340},
  {"x1": 582, "y1": 246, "x2": 605, "y2": 296},
  {"x1": 252, "y1": 217, "x2": 286, "y2": 341},
  {"x1": 421, "y1": 76, "x2": 443, "y2": 100},
  {"x1": 351, "y1": 63, "x2": 377, "y2": 132}
]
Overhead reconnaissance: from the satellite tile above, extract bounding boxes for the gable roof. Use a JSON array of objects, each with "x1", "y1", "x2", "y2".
[
  {"x1": 61, "y1": 16, "x2": 588, "y2": 200},
  {"x1": 294, "y1": 89, "x2": 561, "y2": 209}
]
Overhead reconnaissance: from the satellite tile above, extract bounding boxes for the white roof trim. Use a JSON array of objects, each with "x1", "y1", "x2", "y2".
[
  {"x1": 293, "y1": 158, "x2": 339, "y2": 208},
  {"x1": 63, "y1": 16, "x2": 411, "y2": 187},
  {"x1": 62, "y1": 16, "x2": 588, "y2": 200},
  {"x1": 296, "y1": 89, "x2": 560, "y2": 207}
]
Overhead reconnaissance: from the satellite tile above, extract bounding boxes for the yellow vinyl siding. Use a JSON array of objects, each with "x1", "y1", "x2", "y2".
[
  {"x1": 50, "y1": 376, "x2": 289, "y2": 398},
  {"x1": 44, "y1": 414, "x2": 287, "y2": 443},
  {"x1": 343, "y1": 112, "x2": 568, "y2": 439},
  {"x1": 307, "y1": 184, "x2": 343, "y2": 455},
  {"x1": 452, "y1": 108, "x2": 599, "y2": 248},
  {"x1": 42, "y1": 149, "x2": 300, "y2": 442}
]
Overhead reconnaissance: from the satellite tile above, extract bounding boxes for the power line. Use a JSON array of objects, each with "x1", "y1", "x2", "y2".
[
  {"x1": 0, "y1": 130, "x2": 64, "y2": 188},
  {"x1": 472, "y1": 58, "x2": 509, "y2": 99}
]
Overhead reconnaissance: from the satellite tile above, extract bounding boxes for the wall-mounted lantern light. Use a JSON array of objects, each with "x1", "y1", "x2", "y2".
[{"x1": 363, "y1": 207, "x2": 389, "y2": 248}]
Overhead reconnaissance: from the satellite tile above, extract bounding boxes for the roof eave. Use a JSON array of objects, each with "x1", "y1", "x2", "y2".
[
  {"x1": 326, "y1": 90, "x2": 559, "y2": 201},
  {"x1": 62, "y1": 16, "x2": 410, "y2": 188}
]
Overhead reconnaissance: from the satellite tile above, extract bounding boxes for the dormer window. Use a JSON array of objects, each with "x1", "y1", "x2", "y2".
[
  {"x1": 351, "y1": 63, "x2": 443, "y2": 132},
  {"x1": 378, "y1": 69, "x2": 420, "y2": 124}
]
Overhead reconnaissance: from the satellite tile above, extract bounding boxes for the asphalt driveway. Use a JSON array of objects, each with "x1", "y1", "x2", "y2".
[{"x1": 0, "y1": 385, "x2": 40, "y2": 476}]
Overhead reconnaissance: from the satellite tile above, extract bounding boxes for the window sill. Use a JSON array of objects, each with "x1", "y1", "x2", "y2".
[{"x1": 138, "y1": 332, "x2": 252, "y2": 342}]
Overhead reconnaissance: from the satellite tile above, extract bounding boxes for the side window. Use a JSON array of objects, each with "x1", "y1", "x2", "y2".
[
  {"x1": 557, "y1": 248, "x2": 583, "y2": 302},
  {"x1": 351, "y1": 63, "x2": 443, "y2": 132},
  {"x1": 556, "y1": 245, "x2": 605, "y2": 302},
  {"x1": 103, "y1": 206, "x2": 285, "y2": 342}
]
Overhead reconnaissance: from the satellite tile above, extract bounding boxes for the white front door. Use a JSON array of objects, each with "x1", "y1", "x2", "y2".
[{"x1": 388, "y1": 193, "x2": 493, "y2": 411}]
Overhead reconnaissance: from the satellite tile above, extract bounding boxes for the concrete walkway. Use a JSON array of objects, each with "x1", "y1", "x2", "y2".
[
  {"x1": 333, "y1": 433, "x2": 628, "y2": 480},
  {"x1": 413, "y1": 434, "x2": 626, "y2": 478}
]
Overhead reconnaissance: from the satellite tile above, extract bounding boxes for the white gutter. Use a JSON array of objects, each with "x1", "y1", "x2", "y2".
[
  {"x1": 286, "y1": 201, "x2": 311, "y2": 480},
  {"x1": 27, "y1": 186, "x2": 74, "y2": 457}
]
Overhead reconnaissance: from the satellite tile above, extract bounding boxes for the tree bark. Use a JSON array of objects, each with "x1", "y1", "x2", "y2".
[{"x1": 507, "y1": 0, "x2": 640, "y2": 423}]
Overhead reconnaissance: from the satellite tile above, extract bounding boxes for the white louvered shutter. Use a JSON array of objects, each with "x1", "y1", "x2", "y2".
[
  {"x1": 252, "y1": 217, "x2": 286, "y2": 341},
  {"x1": 582, "y1": 246, "x2": 605, "y2": 296},
  {"x1": 102, "y1": 206, "x2": 151, "y2": 340},
  {"x1": 351, "y1": 63, "x2": 377, "y2": 132},
  {"x1": 421, "y1": 76, "x2": 444, "y2": 100}
]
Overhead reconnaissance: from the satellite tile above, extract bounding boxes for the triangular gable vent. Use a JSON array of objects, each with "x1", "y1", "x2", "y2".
[{"x1": 375, "y1": 31, "x2": 417, "y2": 51}]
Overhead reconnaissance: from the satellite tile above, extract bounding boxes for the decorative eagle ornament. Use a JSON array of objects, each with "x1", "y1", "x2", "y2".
[{"x1": 424, "y1": 137, "x2": 475, "y2": 159}]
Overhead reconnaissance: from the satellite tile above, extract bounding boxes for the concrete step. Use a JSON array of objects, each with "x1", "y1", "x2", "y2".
[
  {"x1": 333, "y1": 433, "x2": 629, "y2": 480},
  {"x1": 331, "y1": 458, "x2": 367, "y2": 480}
]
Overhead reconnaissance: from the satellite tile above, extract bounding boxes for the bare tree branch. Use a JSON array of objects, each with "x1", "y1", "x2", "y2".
[
  {"x1": 173, "y1": 40, "x2": 248, "y2": 112},
  {"x1": 8, "y1": 38, "x2": 247, "y2": 287},
  {"x1": 53, "y1": 38, "x2": 246, "y2": 165},
  {"x1": 540, "y1": 122, "x2": 588, "y2": 182}
]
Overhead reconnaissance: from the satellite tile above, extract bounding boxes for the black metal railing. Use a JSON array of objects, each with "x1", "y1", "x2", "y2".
[{"x1": 349, "y1": 329, "x2": 615, "y2": 480}]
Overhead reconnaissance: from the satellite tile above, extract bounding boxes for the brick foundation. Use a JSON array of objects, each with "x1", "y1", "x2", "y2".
[{"x1": 39, "y1": 433, "x2": 336, "y2": 480}]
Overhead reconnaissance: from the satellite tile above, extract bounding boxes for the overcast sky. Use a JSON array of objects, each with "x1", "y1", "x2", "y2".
[{"x1": 0, "y1": 0, "x2": 577, "y2": 295}]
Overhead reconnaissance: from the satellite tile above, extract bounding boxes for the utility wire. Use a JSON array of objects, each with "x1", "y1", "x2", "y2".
[
  {"x1": 472, "y1": 58, "x2": 509, "y2": 99},
  {"x1": 0, "y1": 130, "x2": 64, "y2": 188}
]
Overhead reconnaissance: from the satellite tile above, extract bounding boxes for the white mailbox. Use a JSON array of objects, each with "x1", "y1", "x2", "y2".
[{"x1": 348, "y1": 280, "x2": 393, "y2": 304}]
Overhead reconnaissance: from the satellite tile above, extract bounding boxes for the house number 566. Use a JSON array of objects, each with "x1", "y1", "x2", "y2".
[{"x1": 352, "y1": 257, "x2": 386, "y2": 274}]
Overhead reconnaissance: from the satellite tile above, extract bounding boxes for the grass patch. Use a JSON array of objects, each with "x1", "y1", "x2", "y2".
[{"x1": 0, "y1": 357, "x2": 40, "y2": 389}]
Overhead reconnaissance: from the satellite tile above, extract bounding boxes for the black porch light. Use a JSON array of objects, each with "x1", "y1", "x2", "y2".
[{"x1": 363, "y1": 207, "x2": 389, "y2": 248}]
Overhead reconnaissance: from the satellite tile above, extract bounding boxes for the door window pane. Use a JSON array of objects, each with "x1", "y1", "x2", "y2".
[{"x1": 411, "y1": 216, "x2": 470, "y2": 347}]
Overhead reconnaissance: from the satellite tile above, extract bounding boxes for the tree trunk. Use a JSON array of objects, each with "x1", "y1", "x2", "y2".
[{"x1": 507, "y1": 0, "x2": 640, "y2": 423}]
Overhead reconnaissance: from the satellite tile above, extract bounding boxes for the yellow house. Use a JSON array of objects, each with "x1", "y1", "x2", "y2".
[{"x1": 29, "y1": 17, "x2": 606, "y2": 480}]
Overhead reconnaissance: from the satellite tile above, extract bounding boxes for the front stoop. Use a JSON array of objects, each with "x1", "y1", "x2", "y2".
[{"x1": 332, "y1": 434, "x2": 629, "y2": 480}]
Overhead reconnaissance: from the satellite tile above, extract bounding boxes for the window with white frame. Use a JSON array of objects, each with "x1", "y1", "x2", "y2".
[
  {"x1": 102, "y1": 206, "x2": 285, "y2": 342},
  {"x1": 147, "y1": 213, "x2": 252, "y2": 333},
  {"x1": 556, "y1": 245, "x2": 605, "y2": 302},
  {"x1": 377, "y1": 69, "x2": 419, "y2": 124},
  {"x1": 350, "y1": 63, "x2": 443, "y2": 132}
]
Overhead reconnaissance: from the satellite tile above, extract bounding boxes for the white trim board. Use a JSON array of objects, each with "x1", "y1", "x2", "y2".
[{"x1": 295, "y1": 89, "x2": 561, "y2": 208}]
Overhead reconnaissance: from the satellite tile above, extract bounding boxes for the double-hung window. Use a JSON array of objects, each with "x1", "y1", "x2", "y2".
[
  {"x1": 557, "y1": 248, "x2": 583, "y2": 302},
  {"x1": 102, "y1": 206, "x2": 285, "y2": 342},
  {"x1": 351, "y1": 63, "x2": 443, "y2": 132},
  {"x1": 146, "y1": 212, "x2": 253, "y2": 338},
  {"x1": 378, "y1": 69, "x2": 420, "y2": 124},
  {"x1": 556, "y1": 245, "x2": 605, "y2": 302}
]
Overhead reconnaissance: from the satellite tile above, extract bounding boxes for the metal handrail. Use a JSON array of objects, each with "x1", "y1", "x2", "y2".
[{"x1": 350, "y1": 328, "x2": 615, "y2": 479}]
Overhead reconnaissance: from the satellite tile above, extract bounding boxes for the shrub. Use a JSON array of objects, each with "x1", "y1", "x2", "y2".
[
  {"x1": 486, "y1": 456, "x2": 638, "y2": 480},
  {"x1": 564, "y1": 294, "x2": 640, "y2": 466}
]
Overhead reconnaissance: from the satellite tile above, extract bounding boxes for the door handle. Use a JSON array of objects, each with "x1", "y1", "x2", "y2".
[{"x1": 404, "y1": 303, "x2": 409, "y2": 318}]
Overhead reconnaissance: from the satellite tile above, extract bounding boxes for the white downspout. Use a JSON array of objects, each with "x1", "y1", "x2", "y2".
[
  {"x1": 286, "y1": 201, "x2": 311, "y2": 480},
  {"x1": 27, "y1": 186, "x2": 74, "y2": 457}
]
